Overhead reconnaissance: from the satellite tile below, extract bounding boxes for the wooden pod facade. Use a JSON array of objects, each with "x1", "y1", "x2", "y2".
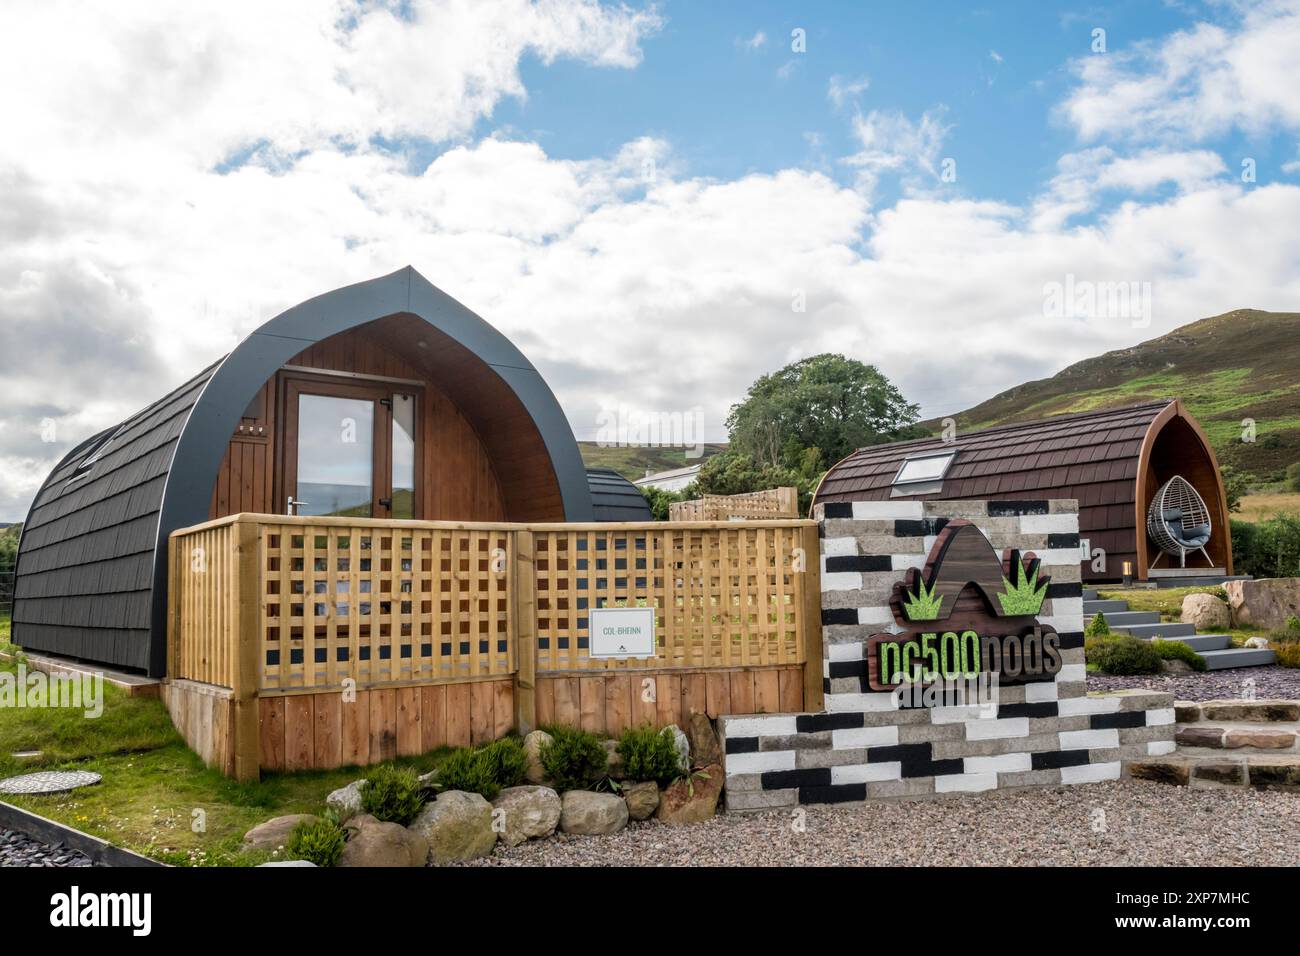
[
  {"x1": 13, "y1": 268, "x2": 594, "y2": 675},
  {"x1": 813, "y1": 399, "x2": 1232, "y2": 582}
]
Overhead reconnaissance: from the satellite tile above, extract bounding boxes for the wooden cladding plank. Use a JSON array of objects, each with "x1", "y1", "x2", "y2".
[
  {"x1": 369, "y1": 688, "x2": 398, "y2": 762},
  {"x1": 396, "y1": 686, "x2": 422, "y2": 757},
  {"x1": 259, "y1": 696, "x2": 285, "y2": 771},
  {"x1": 313, "y1": 693, "x2": 342, "y2": 769},
  {"x1": 446, "y1": 683, "x2": 472, "y2": 748},
  {"x1": 420, "y1": 684, "x2": 448, "y2": 752},
  {"x1": 342, "y1": 690, "x2": 371, "y2": 767}
]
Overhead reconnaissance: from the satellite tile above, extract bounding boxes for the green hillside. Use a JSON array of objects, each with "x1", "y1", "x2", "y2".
[
  {"x1": 924, "y1": 309, "x2": 1300, "y2": 481},
  {"x1": 578, "y1": 442, "x2": 727, "y2": 482}
]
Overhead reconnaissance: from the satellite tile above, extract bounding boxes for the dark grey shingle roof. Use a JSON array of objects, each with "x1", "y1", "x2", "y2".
[{"x1": 587, "y1": 468, "x2": 652, "y2": 522}]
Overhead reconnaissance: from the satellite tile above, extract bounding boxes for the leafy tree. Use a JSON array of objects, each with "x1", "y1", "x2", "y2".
[
  {"x1": 639, "y1": 484, "x2": 693, "y2": 521},
  {"x1": 1218, "y1": 465, "x2": 1250, "y2": 513},
  {"x1": 0, "y1": 524, "x2": 20, "y2": 574},
  {"x1": 724, "y1": 354, "x2": 922, "y2": 474}
]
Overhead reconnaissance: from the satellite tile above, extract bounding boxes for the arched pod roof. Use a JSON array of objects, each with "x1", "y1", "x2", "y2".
[{"x1": 14, "y1": 267, "x2": 592, "y2": 675}]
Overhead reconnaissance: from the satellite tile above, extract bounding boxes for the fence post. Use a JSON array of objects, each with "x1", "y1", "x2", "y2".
[
  {"x1": 166, "y1": 531, "x2": 182, "y2": 679},
  {"x1": 799, "y1": 522, "x2": 825, "y2": 713},
  {"x1": 513, "y1": 530, "x2": 538, "y2": 736},
  {"x1": 232, "y1": 518, "x2": 262, "y2": 782}
]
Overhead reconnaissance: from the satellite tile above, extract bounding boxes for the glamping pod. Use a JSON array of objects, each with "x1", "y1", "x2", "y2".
[
  {"x1": 813, "y1": 400, "x2": 1232, "y2": 583},
  {"x1": 12, "y1": 268, "x2": 597, "y2": 676}
]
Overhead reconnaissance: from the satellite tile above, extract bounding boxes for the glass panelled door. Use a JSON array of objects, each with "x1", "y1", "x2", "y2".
[{"x1": 284, "y1": 378, "x2": 420, "y2": 519}]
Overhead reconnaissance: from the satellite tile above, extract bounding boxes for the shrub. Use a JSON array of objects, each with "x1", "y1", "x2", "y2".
[
  {"x1": 360, "y1": 763, "x2": 426, "y2": 824},
  {"x1": 286, "y1": 812, "x2": 347, "y2": 867},
  {"x1": 539, "y1": 725, "x2": 608, "y2": 792},
  {"x1": 1089, "y1": 635, "x2": 1163, "y2": 675},
  {"x1": 436, "y1": 738, "x2": 529, "y2": 800},
  {"x1": 1151, "y1": 639, "x2": 1206, "y2": 672},
  {"x1": 1287, "y1": 461, "x2": 1300, "y2": 493},
  {"x1": 1232, "y1": 514, "x2": 1300, "y2": 579},
  {"x1": 616, "y1": 724, "x2": 683, "y2": 786},
  {"x1": 1287, "y1": 615, "x2": 1300, "y2": 632},
  {"x1": 1085, "y1": 612, "x2": 1110, "y2": 638},
  {"x1": 1273, "y1": 642, "x2": 1300, "y2": 669}
]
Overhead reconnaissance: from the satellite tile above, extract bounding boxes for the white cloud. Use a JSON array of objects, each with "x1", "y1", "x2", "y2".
[
  {"x1": 738, "y1": 30, "x2": 767, "y2": 51},
  {"x1": 842, "y1": 109, "x2": 951, "y2": 197},
  {"x1": 827, "y1": 75, "x2": 871, "y2": 109},
  {"x1": 989, "y1": 49, "x2": 1004, "y2": 64},
  {"x1": 1062, "y1": 1, "x2": 1300, "y2": 142}
]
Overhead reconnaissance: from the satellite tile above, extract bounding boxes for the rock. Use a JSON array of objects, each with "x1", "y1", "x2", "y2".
[
  {"x1": 523, "y1": 730, "x2": 553, "y2": 785},
  {"x1": 1223, "y1": 729, "x2": 1296, "y2": 749},
  {"x1": 1161, "y1": 658, "x2": 1193, "y2": 675},
  {"x1": 1181, "y1": 592, "x2": 1231, "y2": 630},
  {"x1": 1191, "y1": 762, "x2": 1246, "y2": 787},
  {"x1": 686, "y1": 712, "x2": 722, "y2": 768},
  {"x1": 602, "y1": 739, "x2": 625, "y2": 780},
  {"x1": 325, "y1": 780, "x2": 367, "y2": 822},
  {"x1": 559, "y1": 790, "x2": 628, "y2": 835},
  {"x1": 1245, "y1": 637, "x2": 1271, "y2": 649},
  {"x1": 1176, "y1": 726, "x2": 1225, "y2": 748},
  {"x1": 243, "y1": 814, "x2": 317, "y2": 852},
  {"x1": 666, "y1": 724, "x2": 690, "y2": 772},
  {"x1": 491, "y1": 786, "x2": 561, "y2": 847},
  {"x1": 418, "y1": 770, "x2": 438, "y2": 787},
  {"x1": 1202, "y1": 699, "x2": 1300, "y2": 722},
  {"x1": 1224, "y1": 578, "x2": 1300, "y2": 631},
  {"x1": 409, "y1": 790, "x2": 497, "y2": 864},
  {"x1": 622, "y1": 781, "x2": 659, "y2": 821},
  {"x1": 1174, "y1": 700, "x2": 1202, "y2": 723},
  {"x1": 338, "y1": 814, "x2": 428, "y2": 867},
  {"x1": 1128, "y1": 758, "x2": 1189, "y2": 786},
  {"x1": 257, "y1": 860, "x2": 318, "y2": 867},
  {"x1": 1247, "y1": 758, "x2": 1300, "y2": 789},
  {"x1": 655, "y1": 763, "x2": 723, "y2": 826}
]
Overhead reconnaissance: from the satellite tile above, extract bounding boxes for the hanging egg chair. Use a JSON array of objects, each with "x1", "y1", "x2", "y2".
[{"x1": 1146, "y1": 475, "x2": 1213, "y2": 569}]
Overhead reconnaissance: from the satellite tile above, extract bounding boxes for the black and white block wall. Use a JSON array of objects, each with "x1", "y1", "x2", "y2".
[{"x1": 719, "y1": 499, "x2": 1176, "y2": 811}]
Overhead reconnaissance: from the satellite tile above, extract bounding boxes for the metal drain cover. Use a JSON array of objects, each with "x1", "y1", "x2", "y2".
[{"x1": 0, "y1": 770, "x2": 102, "y2": 795}]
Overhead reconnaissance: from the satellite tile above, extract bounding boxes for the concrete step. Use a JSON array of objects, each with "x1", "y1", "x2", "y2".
[
  {"x1": 1083, "y1": 599, "x2": 1129, "y2": 614},
  {"x1": 1172, "y1": 634, "x2": 1233, "y2": 652},
  {"x1": 1198, "y1": 647, "x2": 1277, "y2": 670},
  {"x1": 1098, "y1": 610, "x2": 1160, "y2": 626},
  {"x1": 1176, "y1": 721, "x2": 1299, "y2": 752},
  {"x1": 1111, "y1": 622, "x2": 1197, "y2": 639},
  {"x1": 1081, "y1": 588, "x2": 1100, "y2": 601}
]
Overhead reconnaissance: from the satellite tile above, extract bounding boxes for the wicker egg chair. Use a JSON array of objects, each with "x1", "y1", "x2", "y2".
[{"x1": 1146, "y1": 475, "x2": 1213, "y2": 568}]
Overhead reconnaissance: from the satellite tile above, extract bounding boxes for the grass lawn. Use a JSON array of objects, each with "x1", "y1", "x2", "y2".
[
  {"x1": 1236, "y1": 491, "x2": 1300, "y2": 523},
  {"x1": 0, "y1": 636, "x2": 450, "y2": 865}
]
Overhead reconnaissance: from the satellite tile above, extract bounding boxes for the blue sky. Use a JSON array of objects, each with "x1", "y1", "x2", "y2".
[{"x1": 3, "y1": 0, "x2": 1300, "y2": 519}]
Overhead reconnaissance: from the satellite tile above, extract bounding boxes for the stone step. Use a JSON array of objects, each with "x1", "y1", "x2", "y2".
[
  {"x1": 1198, "y1": 647, "x2": 1277, "y2": 670},
  {"x1": 1178, "y1": 699, "x2": 1300, "y2": 723},
  {"x1": 1127, "y1": 753, "x2": 1300, "y2": 789},
  {"x1": 1083, "y1": 599, "x2": 1129, "y2": 614},
  {"x1": 1081, "y1": 587, "x2": 1100, "y2": 601},
  {"x1": 1175, "y1": 723, "x2": 1300, "y2": 752},
  {"x1": 1099, "y1": 610, "x2": 1161, "y2": 626},
  {"x1": 1169, "y1": 634, "x2": 1233, "y2": 652},
  {"x1": 1110, "y1": 622, "x2": 1197, "y2": 639}
]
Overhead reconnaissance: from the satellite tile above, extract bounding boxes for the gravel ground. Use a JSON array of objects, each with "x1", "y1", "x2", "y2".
[
  {"x1": 0, "y1": 828, "x2": 94, "y2": 867},
  {"x1": 456, "y1": 780, "x2": 1300, "y2": 867},
  {"x1": 1088, "y1": 665, "x2": 1300, "y2": 701}
]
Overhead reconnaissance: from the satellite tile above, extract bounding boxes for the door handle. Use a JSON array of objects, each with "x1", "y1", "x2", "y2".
[
  {"x1": 287, "y1": 496, "x2": 310, "y2": 516},
  {"x1": 378, "y1": 497, "x2": 392, "y2": 510}
]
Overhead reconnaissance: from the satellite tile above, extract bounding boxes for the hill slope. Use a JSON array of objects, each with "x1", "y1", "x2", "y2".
[
  {"x1": 578, "y1": 442, "x2": 726, "y2": 482},
  {"x1": 924, "y1": 309, "x2": 1300, "y2": 479}
]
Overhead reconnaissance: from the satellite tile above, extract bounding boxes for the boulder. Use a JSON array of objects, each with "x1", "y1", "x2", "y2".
[
  {"x1": 1161, "y1": 658, "x2": 1193, "y2": 675},
  {"x1": 409, "y1": 790, "x2": 497, "y2": 864},
  {"x1": 491, "y1": 786, "x2": 561, "y2": 847},
  {"x1": 325, "y1": 780, "x2": 367, "y2": 822},
  {"x1": 243, "y1": 814, "x2": 317, "y2": 852},
  {"x1": 523, "y1": 730, "x2": 553, "y2": 785},
  {"x1": 1224, "y1": 578, "x2": 1300, "y2": 631},
  {"x1": 1245, "y1": 637, "x2": 1271, "y2": 649},
  {"x1": 602, "y1": 739, "x2": 625, "y2": 780},
  {"x1": 686, "y1": 712, "x2": 722, "y2": 768},
  {"x1": 655, "y1": 763, "x2": 723, "y2": 826},
  {"x1": 559, "y1": 790, "x2": 628, "y2": 835},
  {"x1": 666, "y1": 724, "x2": 691, "y2": 772},
  {"x1": 338, "y1": 814, "x2": 428, "y2": 867},
  {"x1": 1181, "y1": 592, "x2": 1231, "y2": 630},
  {"x1": 622, "y1": 781, "x2": 659, "y2": 821},
  {"x1": 257, "y1": 860, "x2": 318, "y2": 867}
]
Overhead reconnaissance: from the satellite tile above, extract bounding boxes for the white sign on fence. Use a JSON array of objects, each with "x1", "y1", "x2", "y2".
[{"x1": 588, "y1": 606, "x2": 656, "y2": 659}]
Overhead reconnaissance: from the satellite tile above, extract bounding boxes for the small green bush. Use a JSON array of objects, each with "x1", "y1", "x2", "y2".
[
  {"x1": 1151, "y1": 639, "x2": 1206, "y2": 672},
  {"x1": 539, "y1": 725, "x2": 608, "y2": 792},
  {"x1": 286, "y1": 812, "x2": 347, "y2": 867},
  {"x1": 360, "y1": 763, "x2": 426, "y2": 824},
  {"x1": 436, "y1": 738, "x2": 529, "y2": 800},
  {"x1": 1085, "y1": 612, "x2": 1110, "y2": 638},
  {"x1": 616, "y1": 724, "x2": 683, "y2": 786},
  {"x1": 1089, "y1": 635, "x2": 1163, "y2": 675},
  {"x1": 1287, "y1": 615, "x2": 1300, "y2": 632}
]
